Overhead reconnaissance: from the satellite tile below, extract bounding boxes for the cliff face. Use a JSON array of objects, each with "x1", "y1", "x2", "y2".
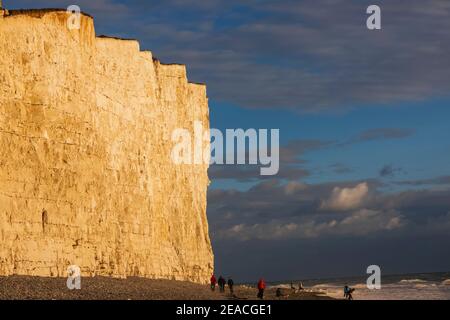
[{"x1": 0, "y1": 10, "x2": 213, "y2": 283}]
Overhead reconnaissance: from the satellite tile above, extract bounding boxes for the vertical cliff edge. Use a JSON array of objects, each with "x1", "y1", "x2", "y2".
[{"x1": 0, "y1": 9, "x2": 213, "y2": 283}]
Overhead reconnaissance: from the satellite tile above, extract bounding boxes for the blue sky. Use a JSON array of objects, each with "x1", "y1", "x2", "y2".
[
  {"x1": 8, "y1": 0, "x2": 450, "y2": 281},
  {"x1": 210, "y1": 99, "x2": 450, "y2": 189}
]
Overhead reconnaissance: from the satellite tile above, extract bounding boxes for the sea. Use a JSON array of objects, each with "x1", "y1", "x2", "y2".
[{"x1": 268, "y1": 272, "x2": 450, "y2": 300}]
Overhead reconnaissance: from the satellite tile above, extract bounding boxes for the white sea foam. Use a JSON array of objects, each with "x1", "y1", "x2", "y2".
[
  {"x1": 414, "y1": 283, "x2": 435, "y2": 289},
  {"x1": 311, "y1": 283, "x2": 336, "y2": 289},
  {"x1": 270, "y1": 273, "x2": 450, "y2": 300},
  {"x1": 268, "y1": 283, "x2": 292, "y2": 289},
  {"x1": 323, "y1": 281, "x2": 450, "y2": 300},
  {"x1": 399, "y1": 279, "x2": 427, "y2": 284},
  {"x1": 442, "y1": 279, "x2": 450, "y2": 286}
]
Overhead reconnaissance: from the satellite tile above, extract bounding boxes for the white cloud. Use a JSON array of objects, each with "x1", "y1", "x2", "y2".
[
  {"x1": 338, "y1": 209, "x2": 405, "y2": 236},
  {"x1": 218, "y1": 209, "x2": 405, "y2": 241},
  {"x1": 284, "y1": 181, "x2": 307, "y2": 195},
  {"x1": 321, "y1": 182, "x2": 369, "y2": 211}
]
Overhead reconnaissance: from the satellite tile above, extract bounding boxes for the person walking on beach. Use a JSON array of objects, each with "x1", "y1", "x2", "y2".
[
  {"x1": 257, "y1": 278, "x2": 266, "y2": 299},
  {"x1": 218, "y1": 276, "x2": 226, "y2": 293},
  {"x1": 227, "y1": 278, "x2": 234, "y2": 294},
  {"x1": 344, "y1": 285, "x2": 355, "y2": 300},
  {"x1": 210, "y1": 274, "x2": 217, "y2": 291}
]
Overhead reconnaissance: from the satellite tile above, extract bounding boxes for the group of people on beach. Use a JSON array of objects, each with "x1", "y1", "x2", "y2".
[
  {"x1": 210, "y1": 274, "x2": 355, "y2": 300},
  {"x1": 210, "y1": 275, "x2": 234, "y2": 294},
  {"x1": 210, "y1": 274, "x2": 267, "y2": 299}
]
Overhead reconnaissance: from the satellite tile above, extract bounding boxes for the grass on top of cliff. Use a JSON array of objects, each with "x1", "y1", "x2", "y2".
[{"x1": 0, "y1": 276, "x2": 332, "y2": 300}]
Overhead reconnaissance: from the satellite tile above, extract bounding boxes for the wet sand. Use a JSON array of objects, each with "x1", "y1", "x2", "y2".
[{"x1": 0, "y1": 276, "x2": 333, "y2": 300}]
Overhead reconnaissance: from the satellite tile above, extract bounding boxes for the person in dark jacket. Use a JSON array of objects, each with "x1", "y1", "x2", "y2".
[
  {"x1": 210, "y1": 274, "x2": 217, "y2": 291},
  {"x1": 218, "y1": 276, "x2": 226, "y2": 293},
  {"x1": 257, "y1": 278, "x2": 266, "y2": 299},
  {"x1": 227, "y1": 278, "x2": 234, "y2": 294},
  {"x1": 344, "y1": 285, "x2": 355, "y2": 300}
]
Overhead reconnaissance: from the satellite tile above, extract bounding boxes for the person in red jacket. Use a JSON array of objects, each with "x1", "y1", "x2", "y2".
[
  {"x1": 257, "y1": 278, "x2": 266, "y2": 299},
  {"x1": 210, "y1": 274, "x2": 217, "y2": 291}
]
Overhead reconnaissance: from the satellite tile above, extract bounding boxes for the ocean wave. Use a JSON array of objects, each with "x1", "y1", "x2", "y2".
[
  {"x1": 307, "y1": 286, "x2": 343, "y2": 298},
  {"x1": 414, "y1": 283, "x2": 436, "y2": 289},
  {"x1": 268, "y1": 284, "x2": 293, "y2": 289},
  {"x1": 442, "y1": 279, "x2": 450, "y2": 286},
  {"x1": 312, "y1": 283, "x2": 366, "y2": 290},
  {"x1": 312, "y1": 283, "x2": 338, "y2": 289},
  {"x1": 399, "y1": 279, "x2": 427, "y2": 284}
]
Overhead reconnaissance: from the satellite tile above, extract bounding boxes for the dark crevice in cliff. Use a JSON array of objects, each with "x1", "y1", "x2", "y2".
[
  {"x1": 188, "y1": 82, "x2": 206, "y2": 86},
  {"x1": 97, "y1": 35, "x2": 138, "y2": 42},
  {"x1": 41, "y1": 210, "x2": 48, "y2": 234}
]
